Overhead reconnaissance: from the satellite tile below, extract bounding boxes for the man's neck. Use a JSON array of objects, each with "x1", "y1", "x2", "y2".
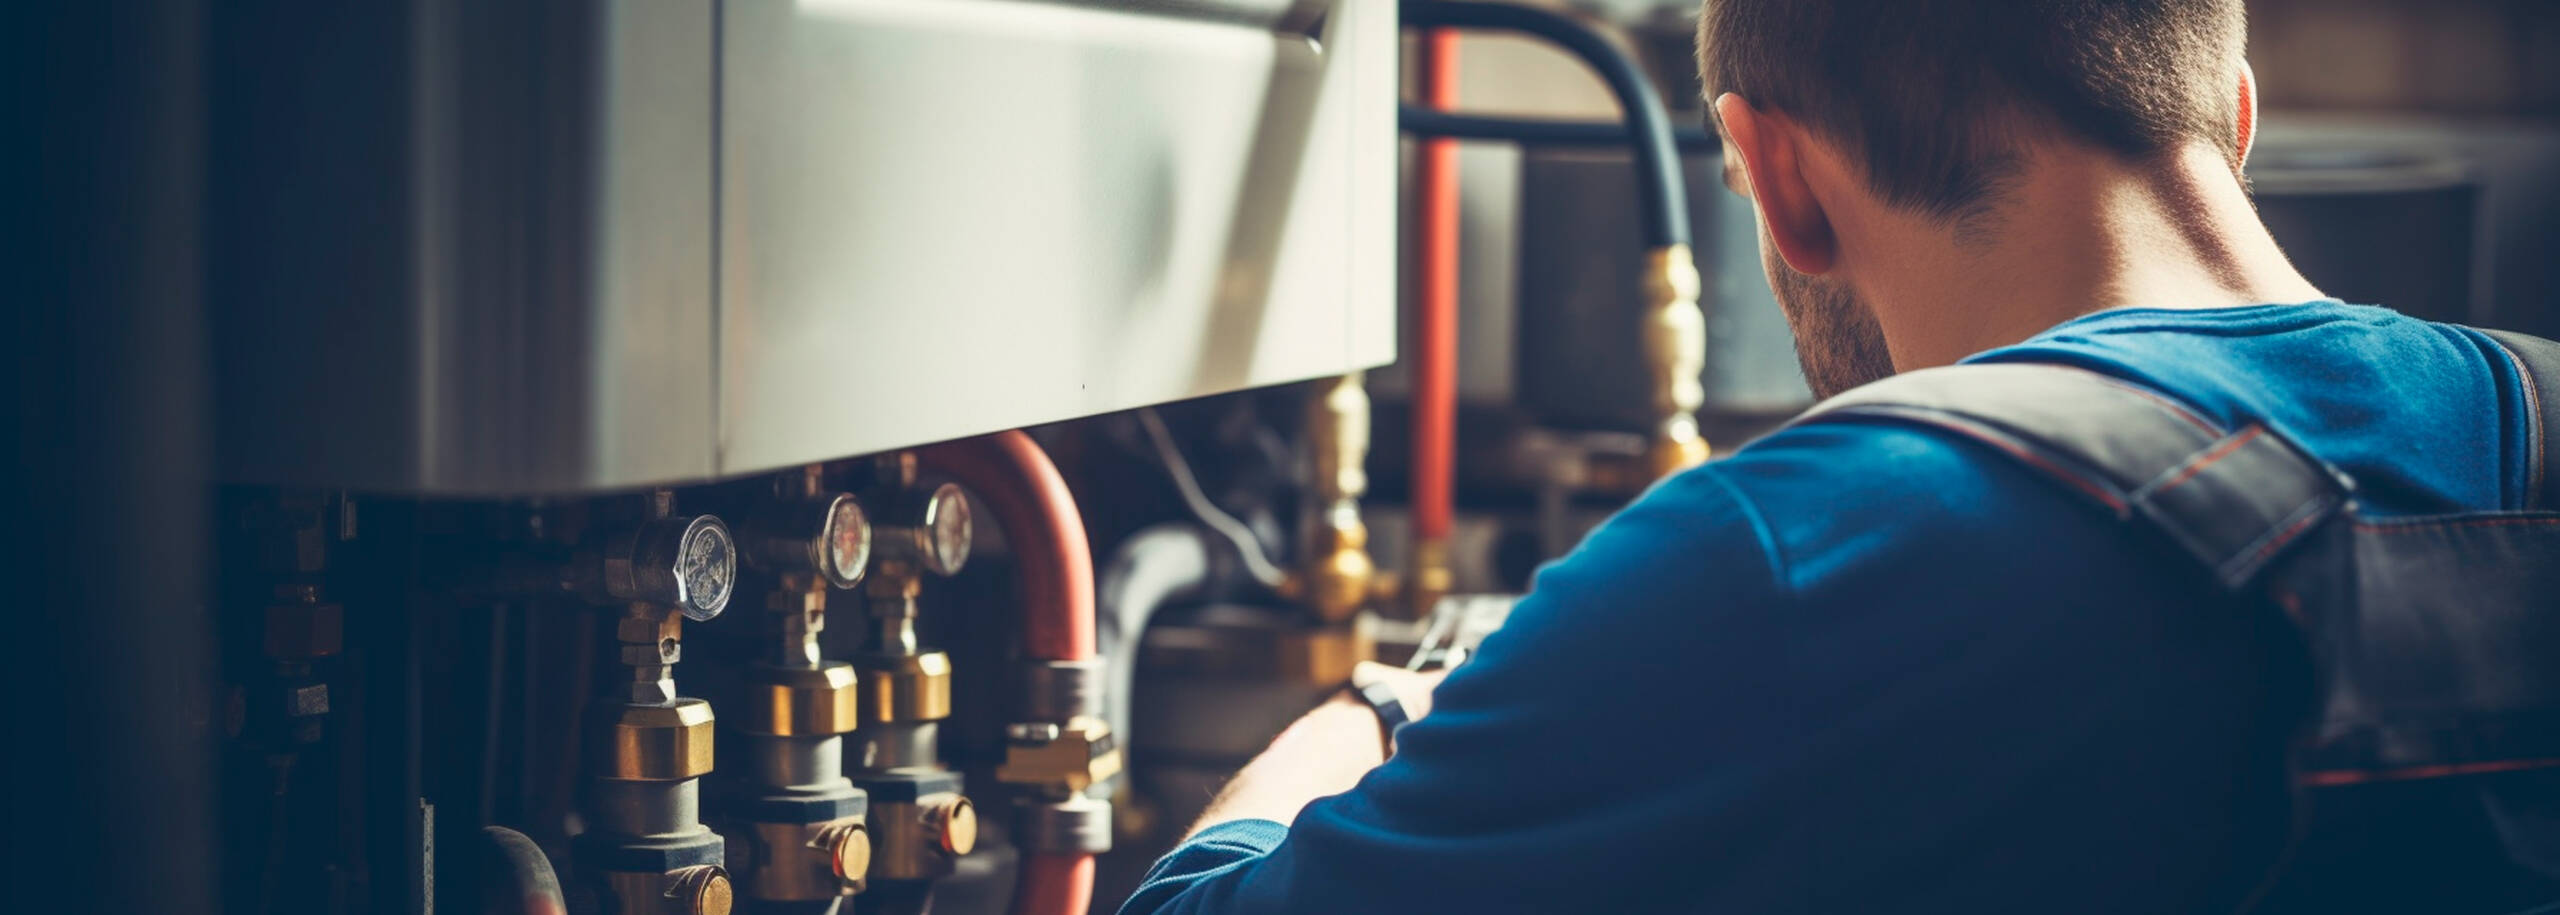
[{"x1": 1850, "y1": 141, "x2": 2325, "y2": 371}]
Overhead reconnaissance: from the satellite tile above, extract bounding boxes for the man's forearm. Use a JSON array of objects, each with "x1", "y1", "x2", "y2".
[{"x1": 1187, "y1": 692, "x2": 1387, "y2": 838}]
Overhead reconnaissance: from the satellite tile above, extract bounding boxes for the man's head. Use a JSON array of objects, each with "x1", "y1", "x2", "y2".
[{"x1": 1698, "y1": 0, "x2": 2255, "y2": 397}]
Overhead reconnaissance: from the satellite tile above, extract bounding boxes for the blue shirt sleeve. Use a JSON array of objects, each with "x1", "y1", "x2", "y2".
[{"x1": 1120, "y1": 424, "x2": 2296, "y2": 915}]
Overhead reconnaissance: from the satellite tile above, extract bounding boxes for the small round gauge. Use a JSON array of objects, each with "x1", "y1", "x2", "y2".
[
  {"x1": 920, "y1": 483, "x2": 972, "y2": 577},
  {"x1": 672, "y1": 516, "x2": 735, "y2": 621},
  {"x1": 814, "y1": 493, "x2": 872, "y2": 589}
]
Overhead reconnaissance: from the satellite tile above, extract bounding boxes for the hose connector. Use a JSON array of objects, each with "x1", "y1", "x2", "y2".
[{"x1": 1641, "y1": 244, "x2": 1710, "y2": 478}]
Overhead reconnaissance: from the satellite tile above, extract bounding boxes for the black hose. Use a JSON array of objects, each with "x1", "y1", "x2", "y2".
[
  {"x1": 1096, "y1": 523, "x2": 1217, "y2": 758},
  {"x1": 1399, "y1": 106, "x2": 1718, "y2": 152},
  {"x1": 1401, "y1": 0, "x2": 1693, "y2": 248}
]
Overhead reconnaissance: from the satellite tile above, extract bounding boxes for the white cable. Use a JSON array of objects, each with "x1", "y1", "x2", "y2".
[{"x1": 1137, "y1": 407, "x2": 1290, "y2": 589}]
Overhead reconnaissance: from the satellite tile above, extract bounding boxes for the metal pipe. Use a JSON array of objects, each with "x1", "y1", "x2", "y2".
[
  {"x1": 1399, "y1": 0, "x2": 1692, "y2": 249},
  {"x1": 1398, "y1": 0, "x2": 1711, "y2": 477},
  {"x1": 1410, "y1": 26, "x2": 1461, "y2": 619},
  {"x1": 1397, "y1": 106, "x2": 1718, "y2": 150}
]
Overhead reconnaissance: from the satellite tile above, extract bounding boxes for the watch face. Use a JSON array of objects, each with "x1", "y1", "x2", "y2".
[
  {"x1": 924, "y1": 483, "x2": 972, "y2": 576},
  {"x1": 820, "y1": 495, "x2": 872, "y2": 588},
  {"x1": 675, "y1": 517, "x2": 735, "y2": 620}
]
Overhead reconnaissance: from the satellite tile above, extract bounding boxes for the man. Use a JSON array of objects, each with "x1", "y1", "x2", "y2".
[{"x1": 1121, "y1": 1, "x2": 2557, "y2": 912}]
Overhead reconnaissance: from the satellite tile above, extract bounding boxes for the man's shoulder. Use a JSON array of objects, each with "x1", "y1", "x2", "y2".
[{"x1": 1670, "y1": 418, "x2": 2116, "y2": 596}]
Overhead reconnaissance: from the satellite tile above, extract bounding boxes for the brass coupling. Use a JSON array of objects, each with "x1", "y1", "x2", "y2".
[
  {"x1": 1296, "y1": 516, "x2": 1378, "y2": 623},
  {"x1": 996, "y1": 717, "x2": 1123, "y2": 797},
  {"x1": 853, "y1": 651, "x2": 952, "y2": 726},
  {"x1": 1640, "y1": 244, "x2": 1711, "y2": 478},
  {"x1": 737, "y1": 663, "x2": 861, "y2": 738},
  {"x1": 597, "y1": 699, "x2": 718, "y2": 781},
  {"x1": 1299, "y1": 373, "x2": 1379, "y2": 622}
]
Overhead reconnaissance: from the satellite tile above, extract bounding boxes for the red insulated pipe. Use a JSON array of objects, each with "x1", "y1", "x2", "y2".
[
  {"x1": 910, "y1": 429, "x2": 1097, "y2": 915},
  {"x1": 1413, "y1": 28, "x2": 1460, "y2": 546}
]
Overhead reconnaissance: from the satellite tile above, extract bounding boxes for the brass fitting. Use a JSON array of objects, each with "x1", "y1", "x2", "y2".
[
  {"x1": 1403, "y1": 536, "x2": 1454, "y2": 621},
  {"x1": 866, "y1": 791, "x2": 976, "y2": 881},
  {"x1": 603, "y1": 866, "x2": 735, "y2": 915},
  {"x1": 597, "y1": 699, "x2": 718, "y2": 781},
  {"x1": 1300, "y1": 373, "x2": 1378, "y2": 622},
  {"x1": 996, "y1": 717, "x2": 1123, "y2": 796},
  {"x1": 737, "y1": 663, "x2": 861, "y2": 737},
  {"x1": 816, "y1": 821, "x2": 873, "y2": 887},
  {"x1": 922, "y1": 795, "x2": 978, "y2": 857},
  {"x1": 854, "y1": 651, "x2": 952, "y2": 725},
  {"x1": 1641, "y1": 244, "x2": 1712, "y2": 478}
]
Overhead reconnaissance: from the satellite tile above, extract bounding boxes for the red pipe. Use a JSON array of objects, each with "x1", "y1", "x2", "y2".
[
  {"x1": 913, "y1": 429, "x2": 1096, "y2": 663},
  {"x1": 911, "y1": 430, "x2": 1097, "y2": 915},
  {"x1": 1010, "y1": 851, "x2": 1097, "y2": 915},
  {"x1": 1413, "y1": 29, "x2": 1460, "y2": 547}
]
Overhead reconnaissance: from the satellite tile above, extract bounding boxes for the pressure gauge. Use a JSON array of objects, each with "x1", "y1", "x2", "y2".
[
  {"x1": 873, "y1": 483, "x2": 972, "y2": 578},
  {"x1": 669, "y1": 516, "x2": 737, "y2": 621},
  {"x1": 605, "y1": 514, "x2": 736, "y2": 621},
  {"x1": 814, "y1": 493, "x2": 872, "y2": 589}
]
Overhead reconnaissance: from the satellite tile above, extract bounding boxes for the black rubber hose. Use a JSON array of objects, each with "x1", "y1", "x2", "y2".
[
  {"x1": 1399, "y1": 106, "x2": 1718, "y2": 152},
  {"x1": 1096, "y1": 523, "x2": 1218, "y2": 760},
  {"x1": 1401, "y1": 0, "x2": 1692, "y2": 248}
]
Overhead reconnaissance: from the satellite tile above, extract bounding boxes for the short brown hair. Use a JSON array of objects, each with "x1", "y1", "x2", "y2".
[{"x1": 1698, "y1": 0, "x2": 2247, "y2": 224}]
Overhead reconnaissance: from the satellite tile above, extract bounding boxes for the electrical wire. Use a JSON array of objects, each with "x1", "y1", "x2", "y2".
[{"x1": 1137, "y1": 407, "x2": 1291, "y2": 589}]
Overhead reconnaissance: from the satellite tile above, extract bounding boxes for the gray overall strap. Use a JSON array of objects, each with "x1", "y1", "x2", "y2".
[
  {"x1": 1791, "y1": 363, "x2": 2352, "y2": 590},
  {"x1": 2481, "y1": 329, "x2": 2560, "y2": 510}
]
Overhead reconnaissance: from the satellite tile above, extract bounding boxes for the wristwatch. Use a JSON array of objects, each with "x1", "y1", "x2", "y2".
[{"x1": 1349, "y1": 677, "x2": 1410, "y2": 756}]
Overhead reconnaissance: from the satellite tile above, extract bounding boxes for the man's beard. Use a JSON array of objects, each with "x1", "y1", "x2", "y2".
[{"x1": 1764, "y1": 237, "x2": 1896, "y2": 400}]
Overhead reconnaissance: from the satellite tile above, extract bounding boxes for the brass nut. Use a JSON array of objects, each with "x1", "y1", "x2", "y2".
[
  {"x1": 739, "y1": 663, "x2": 860, "y2": 736},
  {"x1": 263, "y1": 601, "x2": 343, "y2": 660},
  {"x1": 854, "y1": 652, "x2": 951, "y2": 725},
  {"x1": 597, "y1": 698, "x2": 716, "y2": 780},
  {"x1": 667, "y1": 864, "x2": 733, "y2": 915},
  {"x1": 922, "y1": 795, "x2": 977, "y2": 856},
  {"x1": 824, "y1": 823, "x2": 872, "y2": 884},
  {"x1": 1302, "y1": 530, "x2": 1376, "y2": 623},
  {"x1": 996, "y1": 717, "x2": 1123, "y2": 795}
]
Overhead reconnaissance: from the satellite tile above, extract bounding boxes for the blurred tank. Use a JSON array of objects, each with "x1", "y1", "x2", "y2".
[
  {"x1": 1516, "y1": 147, "x2": 1810, "y2": 433},
  {"x1": 2250, "y1": 148, "x2": 2482, "y2": 325}
]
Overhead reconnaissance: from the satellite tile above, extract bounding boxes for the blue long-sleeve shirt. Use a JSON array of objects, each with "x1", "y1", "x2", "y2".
[{"x1": 1120, "y1": 302, "x2": 2535, "y2": 914}]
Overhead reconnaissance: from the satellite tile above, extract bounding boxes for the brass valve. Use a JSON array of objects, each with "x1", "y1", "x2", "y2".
[
  {"x1": 1298, "y1": 373, "x2": 1380, "y2": 623},
  {"x1": 1641, "y1": 244, "x2": 1712, "y2": 478}
]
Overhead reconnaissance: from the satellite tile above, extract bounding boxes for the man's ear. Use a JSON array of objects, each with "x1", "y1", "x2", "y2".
[
  {"x1": 1714, "y1": 93, "x2": 1837, "y2": 275},
  {"x1": 2235, "y1": 61, "x2": 2258, "y2": 166}
]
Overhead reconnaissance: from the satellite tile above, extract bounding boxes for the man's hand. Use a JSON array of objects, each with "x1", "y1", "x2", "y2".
[{"x1": 1186, "y1": 661, "x2": 1451, "y2": 838}]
